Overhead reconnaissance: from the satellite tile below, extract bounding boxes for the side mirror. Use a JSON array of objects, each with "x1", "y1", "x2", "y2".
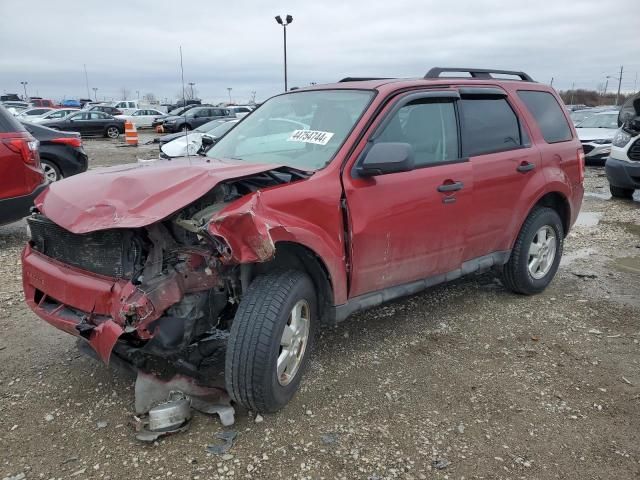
[
  {"x1": 201, "y1": 135, "x2": 215, "y2": 147},
  {"x1": 356, "y1": 142, "x2": 415, "y2": 177}
]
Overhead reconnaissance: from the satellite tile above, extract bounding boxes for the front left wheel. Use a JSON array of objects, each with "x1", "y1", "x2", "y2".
[{"x1": 225, "y1": 270, "x2": 317, "y2": 413}]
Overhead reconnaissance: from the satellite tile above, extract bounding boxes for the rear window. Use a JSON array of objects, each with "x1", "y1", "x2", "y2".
[
  {"x1": 460, "y1": 98, "x2": 522, "y2": 156},
  {"x1": 517, "y1": 90, "x2": 572, "y2": 143},
  {"x1": 0, "y1": 105, "x2": 26, "y2": 133}
]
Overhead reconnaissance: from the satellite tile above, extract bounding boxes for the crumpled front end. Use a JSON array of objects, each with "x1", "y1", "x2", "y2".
[{"x1": 21, "y1": 166, "x2": 308, "y2": 385}]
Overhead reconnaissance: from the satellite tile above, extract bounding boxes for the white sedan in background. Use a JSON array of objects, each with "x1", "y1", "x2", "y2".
[
  {"x1": 15, "y1": 107, "x2": 55, "y2": 121},
  {"x1": 30, "y1": 108, "x2": 80, "y2": 124},
  {"x1": 115, "y1": 108, "x2": 167, "y2": 128}
]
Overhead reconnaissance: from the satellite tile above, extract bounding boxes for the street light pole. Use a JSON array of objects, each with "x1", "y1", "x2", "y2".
[
  {"x1": 275, "y1": 15, "x2": 293, "y2": 92},
  {"x1": 20, "y1": 81, "x2": 28, "y2": 100},
  {"x1": 227, "y1": 87, "x2": 232, "y2": 104},
  {"x1": 188, "y1": 82, "x2": 195, "y2": 99},
  {"x1": 92, "y1": 87, "x2": 98, "y2": 101}
]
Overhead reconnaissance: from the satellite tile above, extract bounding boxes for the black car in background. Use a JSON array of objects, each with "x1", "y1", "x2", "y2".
[
  {"x1": 22, "y1": 122, "x2": 88, "y2": 182},
  {"x1": 152, "y1": 104, "x2": 210, "y2": 129},
  {"x1": 41, "y1": 111, "x2": 125, "y2": 138},
  {"x1": 162, "y1": 107, "x2": 233, "y2": 133}
]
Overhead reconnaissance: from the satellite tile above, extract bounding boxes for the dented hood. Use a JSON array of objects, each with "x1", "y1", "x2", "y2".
[{"x1": 36, "y1": 157, "x2": 282, "y2": 234}]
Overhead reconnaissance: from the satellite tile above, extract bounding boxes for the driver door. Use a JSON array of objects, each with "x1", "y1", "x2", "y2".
[{"x1": 343, "y1": 91, "x2": 473, "y2": 297}]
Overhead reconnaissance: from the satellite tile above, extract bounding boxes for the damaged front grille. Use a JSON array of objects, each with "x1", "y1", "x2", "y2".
[{"x1": 28, "y1": 214, "x2": 143, "y2": 279}]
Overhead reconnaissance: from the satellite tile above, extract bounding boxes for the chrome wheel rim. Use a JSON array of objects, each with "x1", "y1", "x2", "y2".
[
  {"x1": 42, "y1": 162, "x2": 59, "y2": 182},
  {"x1": 107, "y1": 127, "x2": 119, "y2": 138},
  {"x1": 528, "y1": 226, "x2": 557, "y2": 279},
  {"x1": 277, "y1": 299, "x2": 310, "y2": 386}
]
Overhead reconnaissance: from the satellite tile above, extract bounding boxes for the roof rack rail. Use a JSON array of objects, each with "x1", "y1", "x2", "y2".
[
  {"x1": 425, "y1": 67, "x2": 534, "y2": 82},
  {"x1": 338, "y1": 77, "x2": 393, "y2": 82}
]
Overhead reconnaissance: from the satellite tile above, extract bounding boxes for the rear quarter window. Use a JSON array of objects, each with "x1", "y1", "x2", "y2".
[{"x1": 517, "y1": 90, "x2": 572, "y2": 143}]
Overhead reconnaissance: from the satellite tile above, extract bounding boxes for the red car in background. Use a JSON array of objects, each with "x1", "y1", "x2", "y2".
[
  {"x1": 0, "y1": 105, "x2": 47, "y2": 225},
  {"x1": 30, "y1": 98, "x2": 57, "y2": 108}
]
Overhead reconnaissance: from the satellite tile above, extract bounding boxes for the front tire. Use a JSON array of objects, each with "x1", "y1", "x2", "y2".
[
  {"x1": 225, "y1": 270, "x2": 317, "y2": 413},
  {"x1": 502, "y1": 207, "x2": 564, "y2": 295},
  {"x1": 610, "y1": 185, "x2": 634, "y2": 199}
]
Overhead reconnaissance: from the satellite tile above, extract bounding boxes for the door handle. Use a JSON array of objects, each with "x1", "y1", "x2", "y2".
[
  {"x1": 516, "y1": 162, "x2": 536, "y2": 173},
  {"x1": 437, "y1": 181, "x2": 464, "y2": 193}
]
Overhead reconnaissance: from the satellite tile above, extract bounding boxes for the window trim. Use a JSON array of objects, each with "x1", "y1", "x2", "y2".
[
  {"x1": 516, "y1": 89, "x2": 574, "y2": 144},
  {"x1": 353, "y1": 90, "x2": 466, "y2": 177},
  {"x1": 459, "y1": 95, "x2": 531, "y2": 158}
]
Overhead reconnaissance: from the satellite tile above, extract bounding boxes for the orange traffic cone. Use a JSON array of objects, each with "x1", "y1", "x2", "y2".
[{"x1": 125, "y1": 120, "x2": 138, "y2": 146}]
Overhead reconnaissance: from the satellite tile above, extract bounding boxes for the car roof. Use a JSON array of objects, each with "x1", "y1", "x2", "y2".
[{"x1": 293, "y1": 76, "x2": 555, "y2": 97}]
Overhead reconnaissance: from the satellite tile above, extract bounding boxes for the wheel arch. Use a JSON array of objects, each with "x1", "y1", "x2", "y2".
[
  {"x1": 251, "y1": 241, "x2": 335, "y2": 327},
  {"x1": 532, "y1": 191, "x2": 571, "y2": 237}
]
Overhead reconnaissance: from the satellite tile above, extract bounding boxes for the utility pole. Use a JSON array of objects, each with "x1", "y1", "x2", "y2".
[
  {"x1": 188, "y1": 82, "x2": 195, "y2": 99},
  {"x1": 550, "y1": 77, "x2": 554, "y2": 87},
  {"x1": 615, "y1": 65, "x2": 623, "y2": 106},
  {"x1": 83, "y1": 64, "x2": 90, "y2": 99},
  {"x1": 227, "y1": 87, "x2": 232, "y2": 104},
  {"x1": 136, "y1": 90, "x2": 140, "y2": 100},
  {"x1": 92, "y1": 87, "x2": 98, "y2": 101},
  {"x1": 570, "y1": 82, "x2": 575, "y2": 105}
]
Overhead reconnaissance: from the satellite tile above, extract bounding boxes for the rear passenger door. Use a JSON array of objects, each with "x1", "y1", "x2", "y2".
[
  {"x1": 457, "y1": 88, "x2": 541, "y2": 260},
  {"x1": 344, "y1": 91, "x2": 474, "y2": 297}
]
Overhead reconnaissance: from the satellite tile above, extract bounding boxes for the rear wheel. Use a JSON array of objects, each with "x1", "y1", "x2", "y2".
[
  {"x1": 105, "y1": 126, "x2": 120, "y2": 138},
  {"x1": 225, "y1": 270, "x2": 316, "y2": 413},
  {"x1": 610, "y1": 185, "x2": 634, "y2": 199},
  {"x1": 502, "y1": 207, "x2": 564, "y2": 295},
  {"x1": 40, "y1": 159, "x2": 62, "y2": 182}
]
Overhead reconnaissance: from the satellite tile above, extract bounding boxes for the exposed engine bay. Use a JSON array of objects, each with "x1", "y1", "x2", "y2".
[{"x1": 26, "y1": 167, "x2": 309, "y2": 386}]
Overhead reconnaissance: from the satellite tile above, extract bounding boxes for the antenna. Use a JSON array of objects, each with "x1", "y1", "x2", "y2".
[{"x1": 179, "y1": 46, "x2": 191, "y2": 161}]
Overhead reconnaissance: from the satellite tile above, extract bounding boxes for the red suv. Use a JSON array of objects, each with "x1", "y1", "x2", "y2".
[
  {"x1": 22, "y1": 68, "x2": 584, "y2": 413},
  {"x1": 0, "y1": 105, "x2": 46, "y2": 225}
]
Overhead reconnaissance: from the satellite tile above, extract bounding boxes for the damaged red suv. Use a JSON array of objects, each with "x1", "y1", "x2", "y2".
[{"x1": 22, "y1": 68, "x2": 584, "y2": 413}]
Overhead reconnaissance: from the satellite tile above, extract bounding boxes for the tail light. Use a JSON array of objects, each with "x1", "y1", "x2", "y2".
[
  {"x1": 51, "y1": 136, "x2": 82, "y2": 148},
  {"x1": 0, "y1": 132, "x2": 40, "y2": 167},
  {"x1": 577, "y1": 147, "x2": 585, "y2": 183}
]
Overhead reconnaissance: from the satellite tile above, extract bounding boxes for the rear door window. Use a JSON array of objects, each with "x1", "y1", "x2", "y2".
[
  {"x1": 460, "y1": 98, "x2": 522, "y2": 156},
  {"x1": 517, "y1": 90, "x2": 572, "y2": 143}
]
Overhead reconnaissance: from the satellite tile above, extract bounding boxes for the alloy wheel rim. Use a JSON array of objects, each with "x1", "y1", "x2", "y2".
[
  {"x1": 528, "y1": 225, "x2": 557, "y2": 279},
  {"x1": 107, "y1": 127, "x2": 118, "y2": 138},
  {"x1": 277, "y1": 299, "x2": 310, "y2": 386},
  {"x1": 42, "y1": 163, "x2": 58, "y2": 182}
]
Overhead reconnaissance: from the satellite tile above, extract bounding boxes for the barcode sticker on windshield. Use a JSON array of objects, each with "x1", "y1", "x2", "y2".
[{"x1": 287, "y1": 130, "x2": 334, "y2": 145}]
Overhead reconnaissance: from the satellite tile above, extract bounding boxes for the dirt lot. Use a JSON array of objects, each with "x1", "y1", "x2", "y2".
[{"x1": 1, "y1": 138, "x2": 639, "y2": 479}]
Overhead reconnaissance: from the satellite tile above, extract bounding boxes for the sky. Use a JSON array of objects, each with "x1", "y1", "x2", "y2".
[{"x1": 1, "y1": 0, "x2": 639, "y2": 104}]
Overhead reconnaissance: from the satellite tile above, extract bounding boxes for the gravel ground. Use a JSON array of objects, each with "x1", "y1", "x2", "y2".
[{"x1": 1, "y1": 143, "x2": 639, "y2": 479}]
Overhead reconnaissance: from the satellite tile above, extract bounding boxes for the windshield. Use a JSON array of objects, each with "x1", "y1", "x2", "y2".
[
  {"x1": 206, "y1": 89, "x2": 374, "y2": 170},
  {"x1": 570, "y1": 110, "x2": 595, "y2": 124},
  {"x1": 577, "y1": 113, "x2": 618, "y2": 129}
]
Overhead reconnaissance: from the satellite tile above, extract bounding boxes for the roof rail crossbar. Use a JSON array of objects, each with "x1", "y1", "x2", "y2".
[
  {"x1": 425, "y1": 67, "x2": 534, "y2": 82},
  {"x1": 338, "y1": 77, "x2": 393, "y2": 82}
]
